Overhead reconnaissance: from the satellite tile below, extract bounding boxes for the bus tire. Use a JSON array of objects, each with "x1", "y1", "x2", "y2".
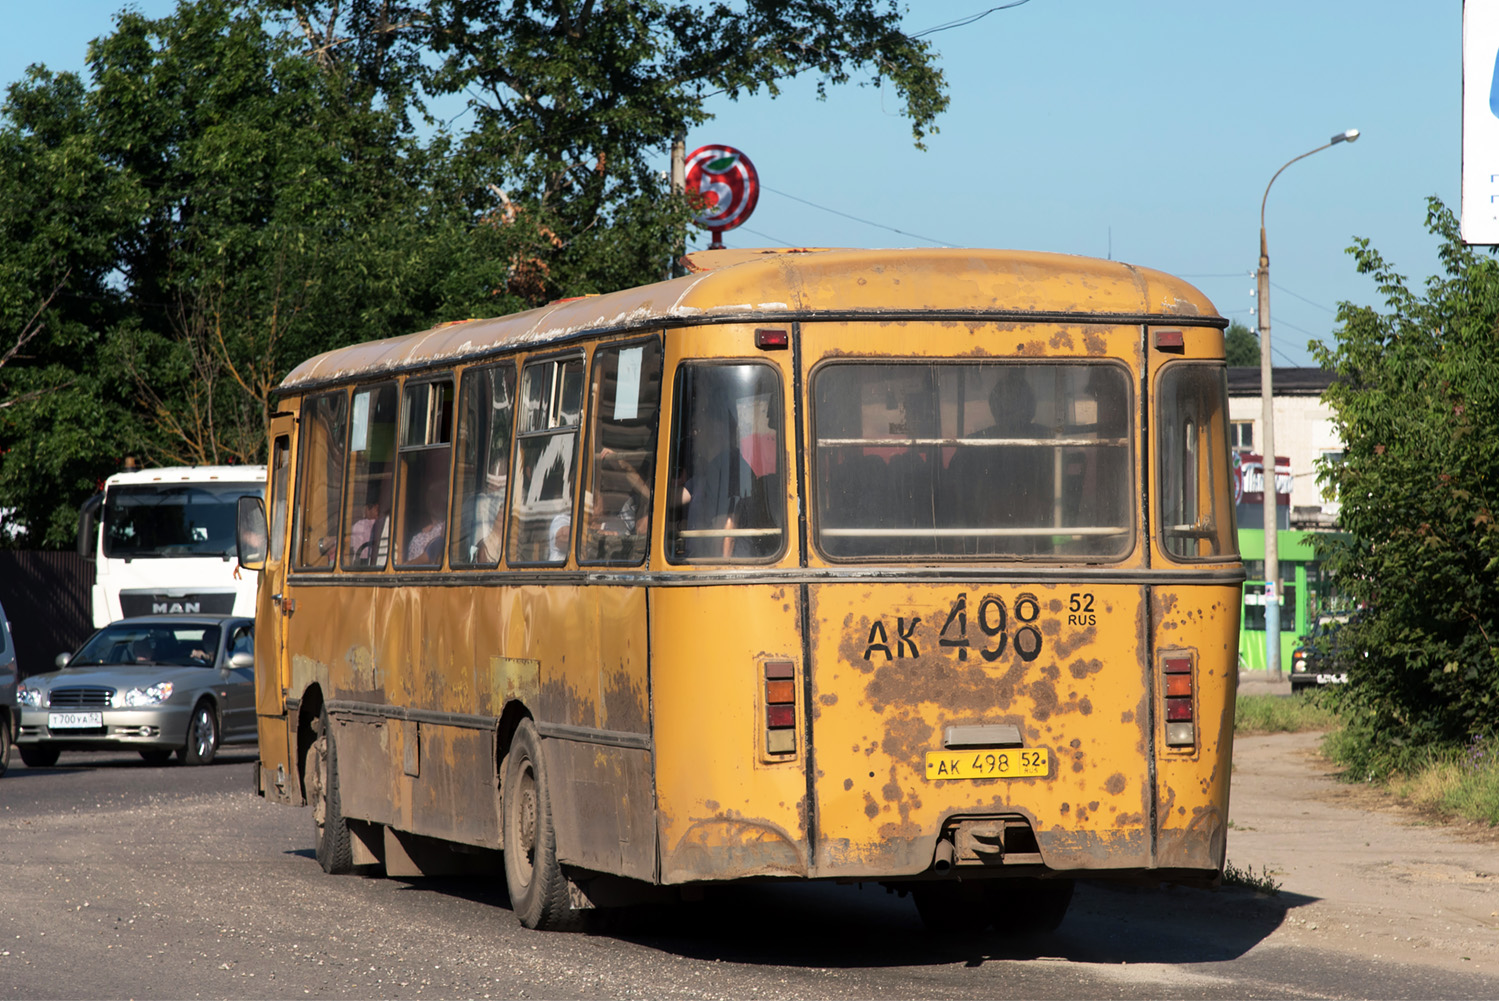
[
  {"x1": 502, "y1": 719, "x2": 576, "y2": 930},
  {"x1": 180, "y1": 700, "x2": 219, "y2": 765},
  {"x1": 309, "y1": 707, "x2": 353, "y2": 874}
]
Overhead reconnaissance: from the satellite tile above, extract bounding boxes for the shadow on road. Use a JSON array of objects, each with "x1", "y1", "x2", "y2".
[
  {"x1": 591, "y1": 880, "x2": 1308, "y2": 968},
  {"x1": 337, "y1": 867, "x2": 1313, "y2": 969}
]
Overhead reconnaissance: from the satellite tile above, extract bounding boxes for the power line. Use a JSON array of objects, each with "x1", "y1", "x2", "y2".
[
  {"x1": 760, "y1": 184, "x2": 957, "y2": 247},
  {"x1": 1270, "y1": 280, "x2": 1335, "y2": 313},
  {"x1": 912, "y1": 1, "x2": 1036, "y2": 38}
]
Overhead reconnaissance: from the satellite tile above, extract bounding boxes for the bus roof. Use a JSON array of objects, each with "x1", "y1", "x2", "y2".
[
  {"x1": 280, "y1": 247, "x2": 1222, "y2": 392},
  {"x1": 105, "y1": 465, "x2": 267, "y2": 487}
]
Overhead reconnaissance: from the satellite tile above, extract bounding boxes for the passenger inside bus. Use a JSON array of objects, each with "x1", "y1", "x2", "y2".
[
  {"x1": 945, "y1": 369, "x2": 1052, "y2": 554},
  {"x1": 348, "y1": 483, "x2": 388, "y2": 564},
  {"x1": 404, "y1": 477, "x2": 447, "y2": 563},
  {"x1": 675, "y1": 404, "x2": 754, "y2": 559}
]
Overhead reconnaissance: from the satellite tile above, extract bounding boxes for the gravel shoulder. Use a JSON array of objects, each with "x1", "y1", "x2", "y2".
[{"x1": 1225, "y1": 729, "x2": 1499, "y2": 977}]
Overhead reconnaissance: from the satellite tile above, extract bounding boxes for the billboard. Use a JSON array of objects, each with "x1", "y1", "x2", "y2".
[{"x1": 1463, "y1": 1, "x2": 1499, "y2": 244}]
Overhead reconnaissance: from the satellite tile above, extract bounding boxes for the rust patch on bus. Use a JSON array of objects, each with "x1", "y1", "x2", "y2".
[
  {"x1": 1027, "y1": 679, "x2": 1093, "y2": 721},
  {"x1": 538, "y1": 677, "x2": 598, "y2": 729},
  {"x1": 666, "y1": 816, "x2": 807, "y2": 881},
  {"x1": 602, "y1": 669, "x2": 648, "y2": 734},
  {"x1": 1105, "y1": 772, "x2": 1127, "y2": 795},
  {"x1": 1069, "y1": 657, "x2": 1104, "y2": 678}
]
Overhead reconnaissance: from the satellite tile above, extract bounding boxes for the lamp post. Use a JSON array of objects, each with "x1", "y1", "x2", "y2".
[{"x1": 1256, "y1": 128, "x2": 1359, "y2": 680}]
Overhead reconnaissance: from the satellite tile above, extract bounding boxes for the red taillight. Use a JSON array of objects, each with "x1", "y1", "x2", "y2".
[
  {"x1": 764, "y1": 660, "x2": 796, "y2": 755},
  {"x1": 755, "y1": 328, "x2": 789, "y2": 350},
  {"x1": 1161, "y1": 652, "x2": 1195, "y2": 747},
  {"x1": 1155, "y1": 329, "x2": 1185, "y2": 351}
]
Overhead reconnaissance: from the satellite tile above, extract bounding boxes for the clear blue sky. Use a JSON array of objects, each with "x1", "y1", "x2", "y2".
[{"x1": 2, "y1": 1, "x2": 1459, "y2": 367}]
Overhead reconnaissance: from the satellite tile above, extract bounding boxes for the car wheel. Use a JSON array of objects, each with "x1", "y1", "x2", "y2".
[
  {"x1": 502, "y1": 719, "x2": 577, "y2": 930},
  {"x1": 139, "y1": 748, "x2": 173, "y2": 765},
  {"x1": 19, "y1": 744, "x2": 60, "y2": 768},
  {"x1": 0, "y1": 715, "x2": 10, "y2": 777},
  {"x1": 180, "y1": 701, "x2": 219, "y2": 765},
  {"x1": 307, "y1": 706, "x2": 353, "y2": 874}
]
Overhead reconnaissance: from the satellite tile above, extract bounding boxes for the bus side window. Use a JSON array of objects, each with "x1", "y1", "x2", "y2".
[
  {"x1": 509, "y1": 356, "x2": 585, "y2": 565},
  {"x1": 396, "y1": 378, "x2": 454, "y2": 567},
  {"x1": 582, "y1": 340, "x2": 662, "y2": 565},
  {"x1": 293, "y1": 391, "x2": 349, "y2": 569},
  {"x1": 666, "y1": 362, "x2": 786, "y2": 563},
  {"x1": 269, "y1": 436, "x2": 290, "y2": 563},
  {"x1": 341, "y1": 382, "x2": 398, "y2": 569},
  {"x1": 451, "y1": 363, "x2": 516, "y2": 567}
]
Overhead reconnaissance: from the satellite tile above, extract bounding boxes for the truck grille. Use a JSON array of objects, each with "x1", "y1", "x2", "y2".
[
  {"x1": 119, "y1": 592, "x2": 236, "y2": 617},
  {"x1": 49, "y1": 687, "x2": 114, "y2": 709}
]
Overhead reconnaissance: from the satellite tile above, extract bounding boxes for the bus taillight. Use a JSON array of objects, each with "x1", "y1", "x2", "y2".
[
  {"x1": 764, "y1": 661, "x2": 797, "y2": 755},
  {"x1": 1162, "y1": 653, "x2": 1195, "y2": 747}
]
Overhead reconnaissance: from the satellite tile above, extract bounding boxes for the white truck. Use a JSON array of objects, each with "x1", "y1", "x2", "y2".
[{"x1": 77, "y1": 465, "x2": 267, "y2": 627}]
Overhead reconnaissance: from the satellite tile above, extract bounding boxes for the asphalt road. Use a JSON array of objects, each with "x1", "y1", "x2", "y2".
[{"x1": 0, "y1": 744, "x2": 1496, "y2": 1000}]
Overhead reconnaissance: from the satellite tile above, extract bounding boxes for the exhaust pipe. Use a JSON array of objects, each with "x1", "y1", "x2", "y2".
[{"x1": 932, "y1": 838, "x2": 956, "y2": 873}]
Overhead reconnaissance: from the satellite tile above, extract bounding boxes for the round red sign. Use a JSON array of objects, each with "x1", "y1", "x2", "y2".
[{"x1": 684, "y1": 145, "x2": 759, "y2": 236}]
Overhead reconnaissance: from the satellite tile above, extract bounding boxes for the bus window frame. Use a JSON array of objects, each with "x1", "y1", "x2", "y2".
[
  {"x1": 579, "y1": 334, "x2": 663, "y2": 568},
  {"x1": 340, "y1": 380, "x2": 399, "y2": 572},
  {"x1": 449, "y1": 360, "x2": 518, "y2": 569},
  {"x1": 508, "y1": 350, "x2": 587, "y2": 567},
  {"x1": 1153, "y1": 360, "x2": 1238, "y2": 563},
  {"x1": 394, "y1": 374, "x2": 456, "y2": 569},
  {"x1": 290, "y1": 388, "x2": 350, "y2": 572},
  {"x1": 664, "y1": 358, "x2": 788, "y2": 566},
  {"x1": 806, "y1": 357, "x2": 1137, "y2": 565}
]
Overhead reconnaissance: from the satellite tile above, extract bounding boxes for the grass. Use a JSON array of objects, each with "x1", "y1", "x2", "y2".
[
  {"x1": 1234, "y1": 692, "x2": 1340, "y2": 734},
  {"x1": 1221, "y1": 860, "x2": 1282, "y2": 895},
  {"x1": 1379, "y1": 746, "x2": 1499, "y2": 827}
]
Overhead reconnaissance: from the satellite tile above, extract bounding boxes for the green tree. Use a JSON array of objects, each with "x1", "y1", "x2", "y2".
[
  {"x1": 1225, "y1": 320, "x2": 1259, "y2": 367},
  {"x1": 272, "y1": 0, "x2": 948, "y2": 301},
  {"x1": 0, "y1": 0, "x2": 947, "y2": 546},
  {"x1": 1313, "y1": 197, "x2": 1499, "y2": 776}
]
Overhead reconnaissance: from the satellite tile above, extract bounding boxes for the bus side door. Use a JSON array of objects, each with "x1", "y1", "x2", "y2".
[{"x1": 255, "y1": 411, "x2": 298, "y2": 801}]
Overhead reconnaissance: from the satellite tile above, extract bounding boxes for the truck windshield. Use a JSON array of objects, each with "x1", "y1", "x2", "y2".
[{"x1": 103, "y1": 484, "x2": 253, "y2": 559}]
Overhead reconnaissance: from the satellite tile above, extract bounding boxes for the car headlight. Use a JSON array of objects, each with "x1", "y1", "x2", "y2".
[
  {"x1": 113, "y1": 682, "x2": 174, "y2": 707},
  {"x1": 16, "y1": 684, "x2": 44, "y2": 708}
]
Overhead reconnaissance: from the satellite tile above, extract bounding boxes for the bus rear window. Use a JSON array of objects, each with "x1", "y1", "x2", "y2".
[
  {"x1": 812, "y1": 362, "x2": 1133, "y2": 561},
  {"x1": 1156, "y1": 364, "x2": 1237, "y2": 560}
]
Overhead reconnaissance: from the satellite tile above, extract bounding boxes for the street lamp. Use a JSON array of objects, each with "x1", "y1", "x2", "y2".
[{"x1": 1256, "y1": 128, "x2": 1359, "y2": 680}]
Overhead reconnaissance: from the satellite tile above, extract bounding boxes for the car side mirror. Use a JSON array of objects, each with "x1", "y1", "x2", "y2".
[
  {"x1": 228, "y1": 650, "x2": 254, "y2": 670},
  {"x1": 55, "y1": 652, "x2": 72, "y2": 668}
]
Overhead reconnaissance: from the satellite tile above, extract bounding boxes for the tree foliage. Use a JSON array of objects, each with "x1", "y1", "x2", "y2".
[
  {"x1": 1313, "y1": 198, "x2": 1499, "y2": 774},
  {"x1": 0, "y1": 0, "x2": 945, "y2": 547},
  {"x1": 1224, "y1": 319, "x2": 1259, "y2": 367}
]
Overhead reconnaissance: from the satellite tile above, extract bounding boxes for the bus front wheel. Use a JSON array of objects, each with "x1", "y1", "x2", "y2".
[
  {"x1": 308, "y1": 707, "x2": 353, "y2": 874},
  {"x1": 502, "y1": 719, "x2": 577, "y2": 930}
]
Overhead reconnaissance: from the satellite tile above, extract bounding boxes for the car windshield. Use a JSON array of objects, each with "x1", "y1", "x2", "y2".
[{"x1": 70, "y1": 624, "x2": 221, "y2": 668}]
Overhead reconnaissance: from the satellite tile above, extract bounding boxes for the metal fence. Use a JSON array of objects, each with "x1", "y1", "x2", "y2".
[{"x1": 0, "y1": 551, "x2": 92, "y2": 679}]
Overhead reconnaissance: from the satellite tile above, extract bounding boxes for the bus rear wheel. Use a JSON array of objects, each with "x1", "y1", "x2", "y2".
[
  {"x1": 308, "y1": 707, "x2": 353, "y2": 874},
  {"x1": 502, "y1": 719, "x2": 577, "y2": 930}
]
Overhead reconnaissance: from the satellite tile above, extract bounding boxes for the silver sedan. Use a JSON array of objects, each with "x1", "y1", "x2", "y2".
[{"x1": 14, "y1": 616, "x2": 256, "y2": 767}]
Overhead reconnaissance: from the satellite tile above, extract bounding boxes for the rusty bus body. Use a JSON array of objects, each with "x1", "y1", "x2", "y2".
[{"x1": 242, "y1": 247, "x2": 1243, "y2": 931}]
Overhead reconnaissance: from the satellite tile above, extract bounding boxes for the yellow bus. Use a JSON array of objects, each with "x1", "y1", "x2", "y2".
[{"x1": 237, "y1": 247, "x2": 1243, "y2": 932}]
